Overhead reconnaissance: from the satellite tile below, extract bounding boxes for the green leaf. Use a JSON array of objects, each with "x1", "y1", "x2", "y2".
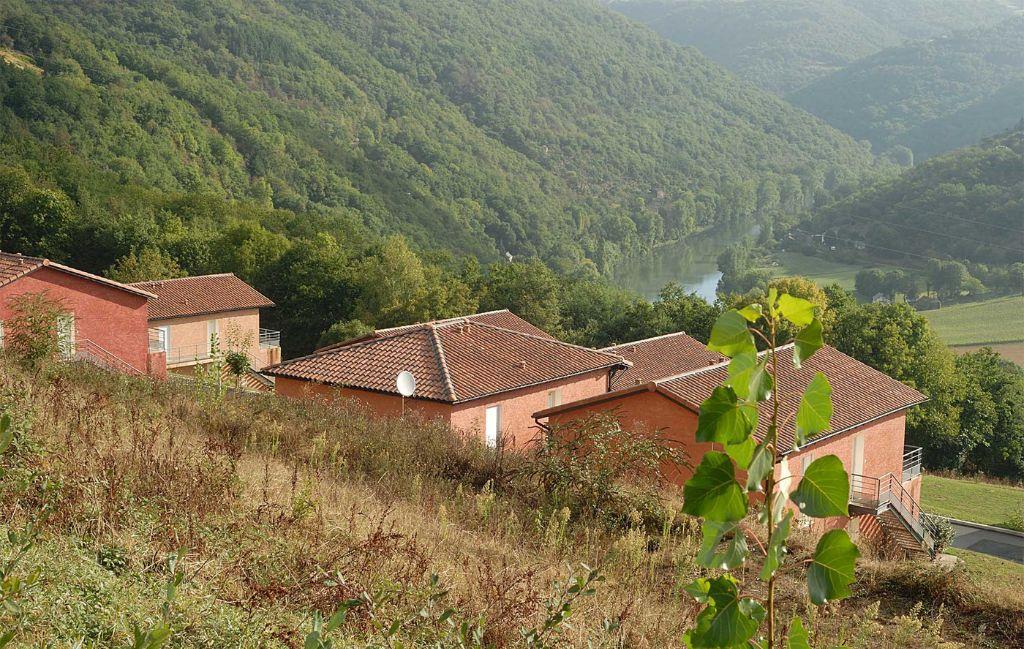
[
  {"x1": 786, "y1": 617, "x2": 811, "y2": 649},
  {"x1": 708, "y1": 310, "x2": 756, "y2": 358},
  {"x1": 790, "y1": 455, "x2": 850, "y2": 518},
  {"x1": 724, "y1": 436, "x2": 756, "y2": 469},
  {"x1": 687, "y1": 575, "x2": 763, "y2": 648},
  {"x1": 793, "y1": 319, "x2": 823, "y2": 369},
  {"x1": 684, "y1": 578, "x2": 711, "y2": 603},
  {"x1": 697, "y1": 520, "x2": 748, "y2": 570},
  {"x1": 807, "y1": 530, "x2": 860, "y2": 605},
  {"x1": 795, "y1": 373, "x2": 832, "y2": 446},
  {"x1": 777, "y1": 294, "x2": 815, "y2": 327},
  {"x1": 696, "y1": 386, "x2": 758, "y2": 446},
  {"x1": 726, "y1": 353, "x2": 773, "y2": 403},
  {"x1": 760, "y1": 510, "x2": 792, "y2": 581},
  {"x1": 737, "y1": 304, "x2": 763, "y2": 322},
  {"x1": 767, "y1": 287, "x2": 779, "y2": 318},
  {"x1": 683, "y1": 452, "x2": 748, "y2": 523},
  {"x1": 745, "y1": 439, "x2": 773, "y2": 492}
]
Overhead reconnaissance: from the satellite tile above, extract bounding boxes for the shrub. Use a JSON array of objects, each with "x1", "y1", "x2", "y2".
[
  {"x1": 2, "y1": 291, "x2": 67, "y2": 368},
  {"x1": 522, "y1": 411, "x2": 686, "y2": 531},
  {"x1": 923, "y1": 514, "x2": 957, "y2": 554}
]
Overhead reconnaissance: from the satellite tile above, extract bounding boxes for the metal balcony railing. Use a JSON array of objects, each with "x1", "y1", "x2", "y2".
[
  {"x1": 259, "y1": 328, "x2": 280, "y2": 349},
  {"x1": 165, "y1": 342, "x2": 216, "y2": 366},
  {"x1": 903, "y1": 445, "x2": 923, "y2": 482}
]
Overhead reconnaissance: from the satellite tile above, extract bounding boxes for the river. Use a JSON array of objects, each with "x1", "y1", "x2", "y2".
[{"x1": 614, "y1": 225, "x2": 756, "y2": 302}]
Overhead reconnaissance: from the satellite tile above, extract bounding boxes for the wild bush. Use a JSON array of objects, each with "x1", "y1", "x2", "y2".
[
  {"x1": 1, "y1": 292, "x2": 66, "y2": 369},
  {"x1": 923, "y1": 514, "x2": 957, "y2": 554},
  {"x1": 522, "y1": 412, "x2": 685, "y2": 532}
]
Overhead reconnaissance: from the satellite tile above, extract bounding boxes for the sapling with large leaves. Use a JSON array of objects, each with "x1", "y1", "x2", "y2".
[{"x1": 682, "y1": 289, "x2": 859, "y2": 648}]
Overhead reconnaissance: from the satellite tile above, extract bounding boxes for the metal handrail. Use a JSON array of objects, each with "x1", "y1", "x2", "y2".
[
  {"x1": 259, "y1": 328, "x2": 280, "y2": 349},
  {"x1": 74, "y1": 339, "x2": 145, "y2": 377},
  {"x1": 902, "y1": 445, "x2": 922, "y2": 481},
  {"x1": 849, "y1": 471, "x2": 934, "y2": 555}
]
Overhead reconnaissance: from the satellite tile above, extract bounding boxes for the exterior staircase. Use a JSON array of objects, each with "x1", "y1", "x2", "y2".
[
  {"x1": 850, "y1": 465, "x2": 935, "y2": 560},
  {"x1": 877, "y1": 508, "x2": 932, "y2": 559},
  {"x1": 73, "y1": 339, "x2": 145, "y2": 377}
]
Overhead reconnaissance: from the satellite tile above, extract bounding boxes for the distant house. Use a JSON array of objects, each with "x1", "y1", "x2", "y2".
[
  {"x1": 536, "y1": 333, "x2": 932, "y2": 558},
  {"x1": 0, "y1": 251, "x2": 161, "y2": 375},
  {"x1": 872, "y1": 292, "x2": 891, "y2": 304},
  {"x1": 264, "y1": 310, "x2": 629, "y2": 449},
  {"x1": 602, "y1": 331, "x2": 725, "y2": 389},
  {"x1": 130, "y1": 274, "x2": 280, "y2": 383}
]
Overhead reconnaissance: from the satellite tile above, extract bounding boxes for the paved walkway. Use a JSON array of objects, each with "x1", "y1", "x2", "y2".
[{"x1": 948, "y1": 518, "x2": 1024, "y2": 564}]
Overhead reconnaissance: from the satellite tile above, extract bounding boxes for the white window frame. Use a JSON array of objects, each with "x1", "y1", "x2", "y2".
[
  {"x1": 57, "y1": 313, "x2": 76, "y2": 360},
  {"x1": 547, "y1": 388, "x2": 562, "y2": 409},
  {"x1": 801, "y1": 453, "x2": 814, "y2": 476},
  {"x1": 484, "y1": 405, "x2": 501, "y2": 449},
  {"x1": 852, "y1": 435, "x2": 865, "y2": 476},
  {"x1": 207, "y1": 319, "x2": 219, "y2": 354}
]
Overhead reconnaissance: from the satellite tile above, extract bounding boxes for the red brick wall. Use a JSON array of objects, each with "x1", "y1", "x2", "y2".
[
  {"x1": 549, "y1": 391, "x2": 912, "y2": 515},
  {"x1": 452, "y1": 369, "x2": 610, "y2": 449},
  {"x1": 147, "y1": 351, "x2": 167, "y2": 379},
  {"x1": 547, "y1": 389, "x2": 713, "y2": 484},
  {"x1": 0, "y1": 267, "x2": 150, "y2": 373},
  {"x1": 275, "y1": 369, "x2": 610, "y2": 449},
  {"x1": 274, "y1": 377, "x2": 455, "y2": 422},
  {"x1": 783, "y1": 412, "x2": 907, "y2": 487}
]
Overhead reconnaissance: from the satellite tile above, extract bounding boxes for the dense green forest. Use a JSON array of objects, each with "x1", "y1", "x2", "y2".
[
  {"x1": 790, "y1": 18, "x2": 1024, "y2": 160},
  {"x1": 609, "y1": 0, "x2": 1014, "y2": 95},
  {"x1": 0, "y1": 0, "x2": 884, "y2": 278},
  {"x1": 808, "y1": 127, "x2": 1023, "y2": 292}
]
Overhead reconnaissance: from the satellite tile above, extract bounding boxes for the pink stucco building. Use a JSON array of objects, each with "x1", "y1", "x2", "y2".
[
  {"x1": 266, "y1": 310, "x2": 629, "y2": 449},
  {"x1": 536, "y1": 335, "x2": 931, "y2": 558},
  {"x1": 0, "y1": 251, "x2": 162, "y2": 375}
]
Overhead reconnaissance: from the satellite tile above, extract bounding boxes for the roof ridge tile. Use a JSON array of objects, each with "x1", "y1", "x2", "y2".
[
  {"x1": 429, "y1": 325, "x2": 458, "y2": 401},
  {"x1": 469, "y1": 321, "x2": 628, "y2": 363}
]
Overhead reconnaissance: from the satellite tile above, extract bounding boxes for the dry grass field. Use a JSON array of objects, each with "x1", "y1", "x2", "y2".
[{"x1": 0, "y1": 359, "x2": 1020, "y2": 647}]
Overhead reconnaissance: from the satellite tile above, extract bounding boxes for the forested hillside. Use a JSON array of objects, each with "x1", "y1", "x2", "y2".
[
  {"x1": 790, "y1": 18, "x2": 1024, "y2": 160},
  {"x1": 811, "y1": 127, "x2": 1024, "y2": 270},
  {"x1": 0, "y1": 0, "x2": 879, "y2": 277},
  {"x1": 610, "y1": 0, "x2": 1015, "y2": 95}
]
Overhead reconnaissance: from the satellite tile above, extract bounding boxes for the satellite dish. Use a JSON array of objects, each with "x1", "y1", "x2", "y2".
[{"x1": 396, "y1": 371, "x2": 416, "y2": 397}]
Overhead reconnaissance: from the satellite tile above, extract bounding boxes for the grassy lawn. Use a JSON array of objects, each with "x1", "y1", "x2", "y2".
[
  {"x1": 921, "y1": 474, "x2": 1024, "y2": 529},
  {"x1": 921, "y1": 294, "x2": 1024, "y2": 346},
  {"x1": 947, "y1": 547, "x2": 1024, "y2": 590},
  {"x1": 760, "y1": 251, "x2": 893, "y2": 290}
]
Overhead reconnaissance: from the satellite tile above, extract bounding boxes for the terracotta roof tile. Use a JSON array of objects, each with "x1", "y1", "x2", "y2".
[
  {"x1": 0, "y1": 252, "x2": 44, "y2": 287},
  {"x1": 377, "y1": 310, "x2": 554, "y2": 339},
  {"x1": 659, "y1": 344, "x2": 928, "y2": 452},
  {"x1": 131, "y1": 274, "x2": 274, "y2": 320},
  {"x1": 314, "y1": 309, "x2": 554, "y2": 354},
  {"x1": 264, "y1": 317, "x2": 627, "y2": 403},
  {"x1": 603, "y1": 332, "x2": 725, "y2": 389},
  {"x1": 0, "y1": 251, "x2": 155, "y2": 298}
]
